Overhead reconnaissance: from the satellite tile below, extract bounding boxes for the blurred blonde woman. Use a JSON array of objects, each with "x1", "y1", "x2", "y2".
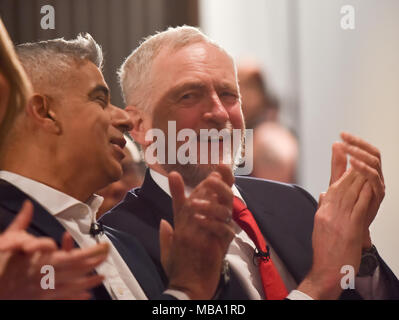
[{"x1": 0, "y1": 19, "x2": 32, "y2": 145}]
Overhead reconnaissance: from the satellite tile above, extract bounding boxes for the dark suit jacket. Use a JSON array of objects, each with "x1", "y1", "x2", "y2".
[
  {"x1": 0, "y1": 179, "x2": 174, "y2": 300},
  {"x1": 101, "y1": 170, "x2": 399, "y2": 300}
]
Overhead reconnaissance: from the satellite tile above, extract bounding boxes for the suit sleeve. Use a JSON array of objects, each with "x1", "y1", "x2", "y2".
[{"x1": 376, "y1": 253, "x2": 399, "y2": 299}]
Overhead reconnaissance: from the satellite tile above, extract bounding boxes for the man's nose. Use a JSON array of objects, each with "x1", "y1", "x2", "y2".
[
  {"x1": 203, "y1": 92, "x2": 229, "y2": 125},
  {"x1": 110, "y1": 105, "x2": 133, "y2": 133}
]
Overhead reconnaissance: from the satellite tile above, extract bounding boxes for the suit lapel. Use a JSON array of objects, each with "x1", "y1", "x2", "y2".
[
  {"x1": 139, "y1": 170, "x2": 175, "y2": 226},
  {"x1": 104, "y1": 226, "x2": 165, "y2": 299},
  {"x1": 138, "y1": 171, "x2": 313, "y2": 288},
  {"x1": 0, "y1": 180, "x2": 66, "y2": 245},
  {"x1": 137, "y1": 171, "x2": 250, "y2": 299}
]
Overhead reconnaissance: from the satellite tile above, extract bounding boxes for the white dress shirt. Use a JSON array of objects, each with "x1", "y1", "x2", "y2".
[
  {"x1": 150, "y1": 169, "x2": 387, "y2": 300},
  {"x1": 0, "y1": 171, "x2": 148, "y2": 300}
]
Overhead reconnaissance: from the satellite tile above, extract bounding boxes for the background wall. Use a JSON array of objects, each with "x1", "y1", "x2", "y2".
[
  {"x1": 200, "y1": 0, "x2": 399, "y2": 276},
  {"x1": 297, "y1": 0, "x2": 399, "y2": 277},
  {"x1": 0, "y1": 0, "x2": 198, "y2": 107}
]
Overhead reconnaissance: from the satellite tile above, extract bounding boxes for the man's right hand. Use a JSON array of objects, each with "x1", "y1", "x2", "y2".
[{"x1": 159, "y1": 165, "x2": 235, "y2": 300}]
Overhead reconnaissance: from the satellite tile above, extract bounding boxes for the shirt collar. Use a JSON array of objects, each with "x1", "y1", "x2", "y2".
[
  {"x1": 0, "y1": 170, "x2": 103, "y2": 221},
  {"x1": 149, "y1": 168, "x2": 246, "y2": 205}
]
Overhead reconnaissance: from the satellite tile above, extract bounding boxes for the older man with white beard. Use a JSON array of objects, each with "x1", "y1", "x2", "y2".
[{"x1": 101, "y1": 26, "x2": 399, "y2": 300}]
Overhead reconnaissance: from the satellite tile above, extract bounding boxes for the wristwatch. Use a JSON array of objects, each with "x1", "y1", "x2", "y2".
[{"x1": 357, "y1": 245, "x2": 379, "y2": 277}]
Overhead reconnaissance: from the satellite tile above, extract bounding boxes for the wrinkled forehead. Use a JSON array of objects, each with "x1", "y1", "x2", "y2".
[
  {"x1": 154, "y1": 41, "x2": 236, "y2": 77},
  {"x1": 148, "y1": 42, "x2": 238, "y2": 103}
]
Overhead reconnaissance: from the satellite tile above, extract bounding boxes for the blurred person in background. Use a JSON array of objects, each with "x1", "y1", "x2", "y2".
[
  {"x1": 0, "y1": 18, "x2": 109, "y2": 300},
  {"x1": 237, "y1": 58, "x2": 279, "y2": 128},
  {"x1": 96, "y1": 137, "x2": 145, "y2": 218},
  {"x1": 238, "y1": 58, "x2": 298, "y2": 183},
  {"x1": 252, "y1": 122, "x2": 298, "y2": 183}
]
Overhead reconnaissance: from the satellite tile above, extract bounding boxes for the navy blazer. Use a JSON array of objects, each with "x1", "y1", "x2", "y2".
[
  {"x1": 0, "y1": 179, "x2": 174, "y2": 300},
  {"x1": 101, "y1": 170, "x2": 399, "y2": 300}
]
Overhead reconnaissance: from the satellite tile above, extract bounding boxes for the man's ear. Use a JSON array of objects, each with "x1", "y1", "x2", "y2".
[
  {"x1": 25, "y1": 94, "x2": 61, "y2": 134},
  {"x1": 125, "y1": 105, "x2": 150, "y2": 147}
]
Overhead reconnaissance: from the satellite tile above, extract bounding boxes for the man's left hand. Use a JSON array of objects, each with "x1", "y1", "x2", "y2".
[{"x1": 329, "y1": 132, "x2": 385, "y2": 249}]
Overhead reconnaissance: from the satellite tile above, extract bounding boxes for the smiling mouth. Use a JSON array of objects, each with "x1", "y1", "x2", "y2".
[{"x1": 110, "y1": 137, "x2": 126, "y2": 149}]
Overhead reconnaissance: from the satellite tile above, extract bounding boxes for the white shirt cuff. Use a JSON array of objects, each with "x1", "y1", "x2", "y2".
[
  {"x1": 163, "y1": 289, "x2": 191, "y2": 300},
  {"x1": 286, "y1": 290, "x2": 314, "y2": 300}
]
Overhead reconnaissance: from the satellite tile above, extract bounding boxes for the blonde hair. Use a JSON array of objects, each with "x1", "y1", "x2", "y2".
[{"x1": 0, "y1": 18, "x2": 32, "y2": 144}]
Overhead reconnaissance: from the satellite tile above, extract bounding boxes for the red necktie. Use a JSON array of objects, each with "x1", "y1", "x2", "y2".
[{"x1": 232, "y1": 196, "x2": 288, "y2": 300}]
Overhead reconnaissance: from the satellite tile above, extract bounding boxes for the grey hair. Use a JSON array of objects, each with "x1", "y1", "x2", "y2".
[
  {"x1": 16, "y1": 33, "x2": 103, "y2": 91},
  {"x1": 118, "y1": 25, "x2": 237, "y2": 110}
]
